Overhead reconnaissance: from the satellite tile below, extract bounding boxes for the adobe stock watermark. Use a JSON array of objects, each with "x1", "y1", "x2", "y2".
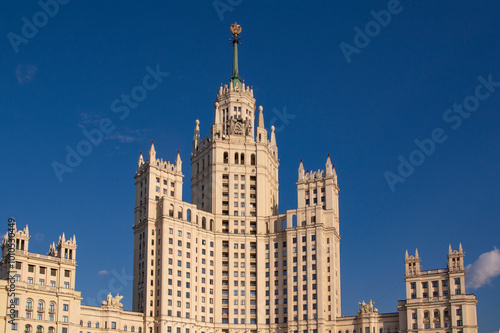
[
  {"x1": 213, "y1": 0, "x2": 242, "y2": 21},
  {"x1": 384, "y1": 74, "x2": 500, "y2": 192},
  {"x1": 339, "y1": 0, "x2": 409, "y2": 64},
  {"x1": 84, "y1": 268, "x2": 133, "y2": 307},
  {"x1": 7, "y1": 0, "x2": 71, "y2": 54},
  {"x1": 269, "y1": 106, "x2": 296, "y2": 133},
  {"x1": 51, "y1": 65, "x2": 169, "y2": 183}
]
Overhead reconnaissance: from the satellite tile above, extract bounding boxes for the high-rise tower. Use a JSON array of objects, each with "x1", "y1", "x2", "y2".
[{"x1": 132, "y1": 22, "x2": 342, "y2": 333}]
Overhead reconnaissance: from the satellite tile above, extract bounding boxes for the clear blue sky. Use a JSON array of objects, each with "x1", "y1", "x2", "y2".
[{"x1": 2, "y1": 1, "x2": 499, "y2": 331}]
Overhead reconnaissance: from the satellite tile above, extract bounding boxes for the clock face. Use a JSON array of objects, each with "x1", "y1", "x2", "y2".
[{"x1": 234, "y1": 122, "x2": 244, "y2": 135}]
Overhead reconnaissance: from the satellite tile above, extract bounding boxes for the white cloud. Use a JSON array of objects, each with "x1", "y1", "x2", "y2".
[
  {"x1": 466, "y1": 247, "x2": 500, "y2": 289},
  {"x1": 33, "y1": 233, "x2": 45, "y2": 241},
  {"x1": 78, "y1": 112, "x2": 102, "y2": 128},
  {"x1": 16, "y1": 64, "x2": 38, "y2": 85},
  {"x1": 106, "y1": 131, "x2": 143, "y2": 143},
  {"x1": 98, "y1": 270, "x2": 110, "y2": 276}
]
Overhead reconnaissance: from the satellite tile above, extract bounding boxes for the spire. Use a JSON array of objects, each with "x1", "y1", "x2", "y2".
[
  {"x1": 214, "y1": 102, "x2": 220, "y2": 124},
  {"x1": 193, "y1": 120, "x2": 200, "y2": 152},
  {"x1": 258, "y1": 106, "x2": 264, "y2": 128},
  {"x1": 459, "y1": 243, "x2": 463, "y2": 253},
  {"x1": 270, "y1": 125, "x2": 276, "y2": 146},
  {"x1": 138, "y1": 151, "x2": 144, "y2": 168},
  {"x1": 298, "y1": 159, "x2": 305, "y2": 181},
  {"x1": 325, "y1": 153, "x2": 333, "y2": 176},
  {"x1": 448, "y1": 244, "x2": 452, "y2": 254},
  {"x1": 175, "y1": 150, "x2": 182, "y2": 173},
  {"x1": 405, "y1": 250, "x2": 409, "y2": 260},
  {"x1": 230, "y1": 22, "x2": 242, "y2": 87},
  {"x1": 415, "y1": 248, "x2": 419, "y2": 258},
  {"x1": 148, "y1": 140, "x2": 156, "y2": 162}
]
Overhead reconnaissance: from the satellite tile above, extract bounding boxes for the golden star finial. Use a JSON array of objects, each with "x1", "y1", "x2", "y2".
[{"x1": 230, "y1": 22, "x2": 242, "y2": 37}]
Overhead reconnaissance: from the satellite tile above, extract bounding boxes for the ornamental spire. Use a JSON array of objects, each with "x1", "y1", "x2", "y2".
[{"x1": 230, "y1": 22, "x2": 242, "y2": 86}]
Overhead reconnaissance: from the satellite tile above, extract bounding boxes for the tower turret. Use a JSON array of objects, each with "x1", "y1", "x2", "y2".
[
  {"x1": 56, "y1": 232, "x2": 77, "y2": 261},
  {"x1": 448, "y1": 243, "x2": 465, "y2": 272},
  {"x1": 404, "y1": 248, "x2": 421, "y2": 276}
]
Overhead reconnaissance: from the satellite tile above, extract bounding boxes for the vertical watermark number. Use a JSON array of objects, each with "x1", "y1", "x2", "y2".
[{"x1": 6, "y1": 217, "x2": 18, "y2": 327}]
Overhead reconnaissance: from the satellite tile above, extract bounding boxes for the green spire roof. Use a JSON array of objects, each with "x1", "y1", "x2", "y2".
[{"x1": 230, "y1": 22, "x2": 242, "y2": 87}]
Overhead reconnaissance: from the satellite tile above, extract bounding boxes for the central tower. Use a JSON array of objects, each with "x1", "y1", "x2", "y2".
[{"x1": 191, "y1": 22, "x2": 280, "y2": 223}]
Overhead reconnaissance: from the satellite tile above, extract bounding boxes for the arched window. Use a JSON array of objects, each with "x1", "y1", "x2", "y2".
[
  {"x1": 169, "y1": 204, "x2": 174, "y2": 217},
  {"x1": 240, "y1": 153, "x2": 245, "y2": 165},
  {"x1": 178, "y1": 207, "x2": 183, "y2": 219},
  {"x1": 202, "y1": 158, "x2": 205, "y2": 170},
  {"x1": 48, "y1": 328, "x2": 55, "y2": 333},
  {"x1": 131, "y1": 326, "x2": 135, "y2": 332},
  {"x1": 87, "y1": 321, "x2": 91, "y2": 327},
  {"x1": 251, "y1": 154, "x2": 256, "y2": 165},
  {"x1": 96, "y1": 322, "x2": 100, "y2": 328},
  {"x1": 210, "y1": 219, "x2": 214, "y2": 231},
  {"x1": 202, "y1": 217, "x2": 206, "y2": 229},
  {"x1": 234, "y1": 153, "x2": 239, "y2": 164},
  {"x1": 124, "y1": 325, "x2": 128, "y2": 331},
  {"x1": 138, "y1": 327, "x2": 142, "y2": 333},
  {"x1": 36, "y1": 326, "x2": 43, "y2": 333},
  {"x1": 197, "y1": 163, "x2": 199, "y2": 174},
  {"x1": 49, "y1": 302, "x2": 55, "y2": 313},
  {"x1": 223, "y1": 152, "x2": 228, "y2": 163},
  {"x1": 25, "y1": 325, "x2": 32, "y2": 333},
  {"x1": 380, "y1": 329, "x2": 383, "y2": 333},
  {"x1": 37, "y1": 300, "x2": 44, "y2": 312},
  {"x1": 79, "y1": 320, "x2": 83, "y2": 326},
  {"x1": 292, "y1": 215, "x2": 297, "y2": 227},
  {"x1": 26, "y1": 299, "x2": 33, "y2": 310},
  {"x1": 186, "y1": 209, "x2": 191, "y2": 222}
]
